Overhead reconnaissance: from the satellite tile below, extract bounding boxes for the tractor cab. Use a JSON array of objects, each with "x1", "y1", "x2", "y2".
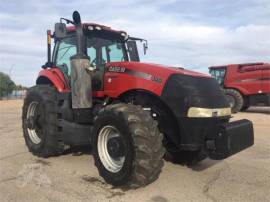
[
  {"x1": 54, "y1": 25, "x2": 129, "y2": 91},
  {"x1": 42, "y1": 11, "x2": 148, "y2": 109},
  {"x1": 48, "y1": 19, "x2": 147, "y2": 91},
  {"x1": 209, "y1": 66, "x2": 227, "y2": 86}
]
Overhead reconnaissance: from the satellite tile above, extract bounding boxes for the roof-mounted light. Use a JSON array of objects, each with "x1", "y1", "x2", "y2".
[
  {"x1": 121, "y1": 32, "x2": 128, "y2": 40},
  {"x1": 88, "y1": 25, "x2": 94, "y2": 30},
  {"x1": 95, "y1": 26, "x2": 102, "y2": 30}
]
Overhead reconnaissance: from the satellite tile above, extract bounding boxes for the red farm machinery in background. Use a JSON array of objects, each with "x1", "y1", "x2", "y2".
[{"x1": 209, "y1": 63, "x2": 270, "y2": 113}]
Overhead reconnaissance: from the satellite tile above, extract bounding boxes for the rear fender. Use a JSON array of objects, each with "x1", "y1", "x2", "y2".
[{"x1": 36, "y1": 68, "x2": 70, "y2": 92}]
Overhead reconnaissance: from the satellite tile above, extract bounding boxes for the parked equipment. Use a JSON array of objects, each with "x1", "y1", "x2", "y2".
[
  {"x1": 22, "y1": 11, "x2": 254, "y2": 188},
  {"x1": 209, "y1": 63, "x2": 270, "y2": 113}
]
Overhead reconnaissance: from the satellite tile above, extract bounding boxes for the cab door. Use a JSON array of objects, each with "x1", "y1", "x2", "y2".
[
  {"x1": 86, "y1": 39, "x2": 108, "y2": 91},
  {"x1": 54, "y1": 36, "x2": 76, "y2": 78}
]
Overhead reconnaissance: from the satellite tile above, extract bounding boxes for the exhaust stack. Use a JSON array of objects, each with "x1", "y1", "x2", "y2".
[{"x1": 70, "y1": 11, "x2": 93, "y2": 109}]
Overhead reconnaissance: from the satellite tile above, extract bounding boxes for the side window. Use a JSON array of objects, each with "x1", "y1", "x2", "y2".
[
  {"x1": 209, "y1": 69, "x2": 215, "y2": 77},
  {"x1": 87, "y1": 47, "x2": 96, "y2": 65},
  {"x1": 210, "y1": 69, "x2": 225, "y2": 85},
  {"x1": 102, "y1": 47, "x2": 108, "y2": 64},
  {"x1": 108, "y1": 44, "x2": 125, "y2": 62},
  {"x1": 216, "y1": 69, "x2": 225, "y2": 85},
  {"x1": 56, "y1": 37, "x2": 76, "y2": 76}
]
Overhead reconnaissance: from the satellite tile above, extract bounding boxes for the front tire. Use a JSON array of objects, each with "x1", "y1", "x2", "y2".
[
  {"x1": 92, "y1": 103, "x2": 165, "y2": 188},
  {"x1": 22, "y1": 85, "x2": 64, "y2": 157}
]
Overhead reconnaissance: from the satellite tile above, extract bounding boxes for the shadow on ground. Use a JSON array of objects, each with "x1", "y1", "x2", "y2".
[
  {"x1": 245, "y1": 107, "x2": 270, "y2": 114},
  {"x1": 63, "y1": 145, "x2": 92, "y2": 156},
  {"x1": 164, "y1": 152, "x2": 222, "y2": 171}
]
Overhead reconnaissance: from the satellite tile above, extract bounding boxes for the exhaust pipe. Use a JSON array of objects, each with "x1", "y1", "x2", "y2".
[{"x1": 70, "y1": 11, "x2": 93, "y2": 109}]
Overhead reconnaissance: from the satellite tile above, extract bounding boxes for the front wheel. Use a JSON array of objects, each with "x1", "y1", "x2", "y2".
[
  {"x1": 92, "y1": 104, "x2": 165, "y2": 188},
  {"x1": 22, "y1": 85, "x2": 64, "y2": 157}
]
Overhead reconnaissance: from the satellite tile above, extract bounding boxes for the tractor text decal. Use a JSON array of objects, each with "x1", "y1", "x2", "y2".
[
  {"x1": 108, "y1": 66, "x2": 126, "y2": 73},
  {"x1": 107, "y1": 66, "x2": 162, "y2": 83}
]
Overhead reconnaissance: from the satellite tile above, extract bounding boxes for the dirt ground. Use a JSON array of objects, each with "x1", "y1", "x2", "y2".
[{"x1": 0, "y1": 100, "x2": 269, "y2": 202}]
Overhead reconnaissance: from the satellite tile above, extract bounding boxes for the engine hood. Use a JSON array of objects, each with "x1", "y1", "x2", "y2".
[
  {"x1": 106, "y1": 61, "x2": 228, "y2": 115},
  {"x1": 106, "y1": 61, "x2": 211, "y2": 82}
]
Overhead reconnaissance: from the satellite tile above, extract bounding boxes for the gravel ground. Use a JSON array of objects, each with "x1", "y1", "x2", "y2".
[{"x1": 0, "y1": 100, "x2": 269, "y2": 202}]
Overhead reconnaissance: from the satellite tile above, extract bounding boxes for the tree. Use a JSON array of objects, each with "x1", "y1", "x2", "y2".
[
  {"x1": 15, "y1": 84, "x2": 28, "y2": 91},
  {"x1": 0, "y1": 72, "x2": 16, "y2": 98}
]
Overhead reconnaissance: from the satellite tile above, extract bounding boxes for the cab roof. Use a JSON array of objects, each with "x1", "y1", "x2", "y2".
[{"x1": 66, "y1": 23, "x2": 127, "y2": 35}]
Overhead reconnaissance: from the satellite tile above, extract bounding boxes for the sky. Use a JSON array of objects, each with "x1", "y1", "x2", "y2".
[{"x1": 0, "y1": 0, "x2": 269, "y2": 87}]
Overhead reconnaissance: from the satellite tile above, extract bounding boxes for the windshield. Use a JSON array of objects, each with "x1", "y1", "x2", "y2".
[
  {"x1": 54, "y1": 35, "x2": 128, "y2": 75},
  {"x1": 209, "y1": 68, "x2": 226, "y2": 85}
]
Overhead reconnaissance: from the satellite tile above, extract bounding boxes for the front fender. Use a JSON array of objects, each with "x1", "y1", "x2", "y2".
[{"x1": 37, "y1": 68, "x2": 70, "y2": 92}]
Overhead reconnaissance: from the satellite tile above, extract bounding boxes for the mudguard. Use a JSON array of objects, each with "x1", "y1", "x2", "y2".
[{"x1": 37, "y1": 68, "x2": 70, "y2": 92}]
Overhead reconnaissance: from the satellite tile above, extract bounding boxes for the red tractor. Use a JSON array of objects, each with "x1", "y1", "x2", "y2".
[
  {"x1": 22, "y1": 12, "x2": 254, "y2": 188},
  {"x1": 209, "y1": 63, "x2": 270, "y2": 113}
]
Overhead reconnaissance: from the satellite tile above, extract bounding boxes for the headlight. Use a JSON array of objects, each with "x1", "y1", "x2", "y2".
[{"x1": 187, "y1": 107, "x2": 231, "y2": 118}]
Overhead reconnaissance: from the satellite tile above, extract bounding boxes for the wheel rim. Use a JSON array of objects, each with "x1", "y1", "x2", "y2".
[
  {"x1": 26, "y1": 102, "x2": 42, "y2": 144},
  {"x1": 97, "y1": 125, "x2": 125, "y2": 173}
]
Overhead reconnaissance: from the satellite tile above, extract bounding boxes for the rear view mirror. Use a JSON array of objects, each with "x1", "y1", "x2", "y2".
[
  {"x1": 127, "y1": 40, "x2": 140, "y2": 62},
  {"x1": 54, "y1": 23, "x2": 67, "y2": 38},
  {"x1": 143, "y1": 41, "x2": 148, "y2": 55}
]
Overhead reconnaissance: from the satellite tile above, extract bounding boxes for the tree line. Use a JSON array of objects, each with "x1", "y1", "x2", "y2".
[{"x1": 0, "y1": 71, "x2": 28, "y2": 99}]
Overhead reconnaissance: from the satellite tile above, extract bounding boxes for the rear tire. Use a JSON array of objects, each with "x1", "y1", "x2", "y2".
[
  {"x1": 92, "y1": 103, "x2": 165, "y2": 188},
  {"x1": 22, "y1": 85, "x2": 64, "y2": 157},
  {"x1": 225, "y1": 89, "x2": 243, "y2": 113}
]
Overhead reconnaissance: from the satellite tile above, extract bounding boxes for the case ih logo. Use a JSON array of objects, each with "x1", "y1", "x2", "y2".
[
  {"x1": 108, "y1": 66, "x2": 126, "y2": 73},
  {"x1": 107, "y1": 66, "x2": 162, "y2": 83}
]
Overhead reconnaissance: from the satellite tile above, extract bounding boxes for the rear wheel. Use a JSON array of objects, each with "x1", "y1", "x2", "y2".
[
  {"x1": 92, "y1": 103, "x2": 165, "y2": 188},
  {"x1": 225, "y1": 89, "x2": 243, "y2": 113},
  {"x1": 22, "y1": 85, "x2": 64, "y2": 157}
]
